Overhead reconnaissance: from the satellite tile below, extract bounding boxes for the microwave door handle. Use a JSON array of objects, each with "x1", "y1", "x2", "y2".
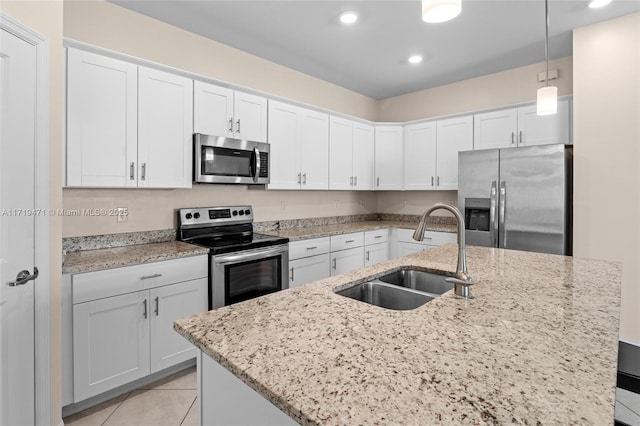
[
  {"x1": 253, "y1": 147, "x2": 260, "y2": 183},
  {"x1": 489, "y1": 181, "x2": 497, "y2": 247}
]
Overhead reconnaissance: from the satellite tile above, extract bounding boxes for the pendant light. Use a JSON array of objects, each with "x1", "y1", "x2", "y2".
[
  {"x1": 537, "y1": 0, "x2": 557, "y2": 115},
  {"x1": 422, "y1": 0, "x2": 461, "y2": 23}
]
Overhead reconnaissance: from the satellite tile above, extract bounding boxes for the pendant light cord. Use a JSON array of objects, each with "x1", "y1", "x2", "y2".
[{"x1": 545, "y1": 0, "x2": 550, "y2": 87}]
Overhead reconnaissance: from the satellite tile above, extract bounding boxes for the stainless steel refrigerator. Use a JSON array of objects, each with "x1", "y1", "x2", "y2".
[{"x1": 458, "y1": 144, "x2": 572, "y2": 255}]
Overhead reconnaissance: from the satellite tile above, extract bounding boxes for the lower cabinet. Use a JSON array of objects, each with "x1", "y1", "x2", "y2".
[
  {"x1": 289, "y1": 254, "x2": 331, "y2": 288},
  {"x1": 68, "y1": 255, "x2": 207, "y2": 403},
  {"x1": 365, "y1": 242, "x2": 389, "y2": 266},
  {"x1": 331, "y1": 246, "x2": 364, "y2": 276},
  {"x1": 396, "y1": 228, "x2": 457, "y2": 257}
]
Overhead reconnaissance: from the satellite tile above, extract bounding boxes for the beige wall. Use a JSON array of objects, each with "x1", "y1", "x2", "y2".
[
  {"x1": 573, "y1": 13, "x2": 640, "y2": 345},
  {"x1": 0, "y1": 0, "x2": 64, "y2": 424},
  {"x1": 378, "y1": 56, "x2": 573, "y2": 122}
]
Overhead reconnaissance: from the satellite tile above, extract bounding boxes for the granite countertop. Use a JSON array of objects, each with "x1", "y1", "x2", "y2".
[
  {"x1": 262, "y1": 220, "x2": 456, "y2": 241},
  {"x1": 62, "y1": 241, "x2": 209, "y2": 274},
  {"x1": 174, "y1": 245, "x2": 622, "y2": 425}
]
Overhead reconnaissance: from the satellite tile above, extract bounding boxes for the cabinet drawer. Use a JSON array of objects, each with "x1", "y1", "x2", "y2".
[
  {"x1": 73, "y1": 255, "x2": 207, "y2": 304},
  {"x1": 330, "y1": 232, "x2": 364, "y2": 252},
  {"x1": 397, "y1": 228, "x2": 424, "y2": 244},
  {"x1": 289, "y1": 237, "x2": 330, "y2": 260},
  {"x1": 364, "y1": 228, "x2": 389, "y2": 245},
  {"x1": 397, "y1": 228, "x2": 456, "y2": 246}
]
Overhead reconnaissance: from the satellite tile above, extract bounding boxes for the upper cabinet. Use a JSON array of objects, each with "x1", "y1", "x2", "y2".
[
  {"x1": 66, "y1": 48, "x2": 193, "y2": 188},
  {"x1": 193, "y1": 81, "x2": 267, "y2": 142},
  {"x1": 474, "y1": 98, "x2": 571, "y2": 150},
  {"x1": 374, "y1": 125, "x2": 404, "y2": 190},
  {"x1": 268, "y1": 100, "x2": 329, "y2": 190},
  {"x1": 329, "y1": 117, "x2": 374, "y2": 190},
  {"x1": 404, "y1": 115, "x2": 472, "y2": 191}
]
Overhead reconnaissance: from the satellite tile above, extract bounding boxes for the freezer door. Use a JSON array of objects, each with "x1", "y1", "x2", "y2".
[
  {"x1": 498, "y1": 144, "x2": 570, "y2": 255},
  {"x1": 458, "y1": 149, "x2": 499, "y2": 247}
]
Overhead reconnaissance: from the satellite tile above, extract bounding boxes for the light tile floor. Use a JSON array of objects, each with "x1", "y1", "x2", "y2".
[
  {"x1": 64, "y1": 367, "x2": 197, "y2": 426},
  {"x1": 616, "y1": 387, "x2": 640, "y2": 426},
  {"x1": 64, "y1": 368, "x2": 640, "y2": 425}
]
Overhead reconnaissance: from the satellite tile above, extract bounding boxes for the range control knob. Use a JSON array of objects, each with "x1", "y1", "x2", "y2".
[
  {"x1": 193, "y1": 212, "x2": 200, "y2": 219},
  {"x1": 239, "y1": 210, "x2": 245, "y2": 216},
  {"x1": 232, "y1": 210, "x2": 238, "y2": 216},
  {"x1": 244, "y1": 209, "x2": 251, "y2": 215},
  {"x1": 185, "y1": 213, "x2": 192, "y2": 220}
]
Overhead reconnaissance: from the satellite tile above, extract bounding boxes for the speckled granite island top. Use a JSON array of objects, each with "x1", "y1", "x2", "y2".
[
  {"x1": 62, "y1": 241, "x2": 209, "y2": 274},
  {"x1": 262, "y1": 220, "x2": 456, "y2": 241},
  {"x1": 175, "y1": 245, "x2": 621, "y2": 425}
]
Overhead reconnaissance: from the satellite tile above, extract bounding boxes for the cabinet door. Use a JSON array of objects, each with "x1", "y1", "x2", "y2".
[
  {"x1": 397, "y1": 242, "x2": 428, "y2": 257},
  {"x1": 374, "y1": 126, "x2": 404, "y2": 190},
  {"x1": 473, "y1": 108, "x2": 518, "y2": 150},
  {"x1": 517, "y1": 99, "x2": 571, "y2": 147},
  {"x1": 365, "y1": 243, "x2": 389, "y2": 267},
  {"x1": 267, "y1": 101, "x2": 300, "y2": 189},
  {"x1": 66, "y1": 48, "x2": 137, "y2": 187},
  {"x1": 404, "y1": 122, "x2": 437, "y2": 190},
  {"x1": 331, "y1": 247, "x2": 364, "y2": 276},
  {"x1": 352, "y1": 122, "x2": 375, "y2": 190},
  {"x1": 193, "y1": 80, "x2": 234, "y2": 137},
  {"x1": 138, "y1": 66, "x2": 193, "y2": 188},
  {"x1": 329, "y1": 116, "x2": 354, "y2": 190},
  {"x1": 436, "y1": 115, "x2": 473, "y2": 190},
  {"x1": 299, "y1": 108, "x2": 329, "y2": 190},
  {"x1": 289, "y1": 254, "x2": 331, "y2": 288},
  {"x1": 149, "y1": 279, "x2": 206, "y2": 373},
  {"x1": 234, "y1": 91, "x2": 268, "y2": 142},
  {"x1": 73, "y1": 290, "x2": 150, "y2": 402}
]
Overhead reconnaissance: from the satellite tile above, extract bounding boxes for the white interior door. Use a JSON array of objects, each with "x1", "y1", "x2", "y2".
[{"x1": 0, "y1": 28, "x2": 37, "y2": 426}]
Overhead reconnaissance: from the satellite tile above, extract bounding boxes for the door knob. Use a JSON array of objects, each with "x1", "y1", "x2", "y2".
[{"x1": 7, "y1": 267, "x2": 38, "y2": 287}]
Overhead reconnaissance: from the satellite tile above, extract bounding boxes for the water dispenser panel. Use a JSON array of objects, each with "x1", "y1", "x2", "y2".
[{"x1": 465, "y1": 198, "x2": 490, "y2": 232}]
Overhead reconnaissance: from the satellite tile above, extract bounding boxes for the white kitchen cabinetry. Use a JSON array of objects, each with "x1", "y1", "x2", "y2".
[
  {"x1": 193, "y1": 81, "x2": 267, "y2": 142},
  {"x1": 374, "y1": 125, "x2": 404, "y2": 190},
  {"x1": 396, "y1": 228, "x2": 457, "y2": 257},
  {"x1": 364, "y1": 229, "x2": 389, "y2": 266},
  {"x1": 288, "y1": 237, "x2": 331, "y2": 288},
  {"x1": 474, "y1": 99, "x2": 571, "y2": 150},
  {"x1": 70, "y1": 256, "x2": 207, "y2": 402},
  {"x1": 329, "y1": 117, "x2": 375, "y2": 190},
  {"x1": 66, "y1": 48, "x2": 193, "y2": 188},
  {"x1": 330, "y1": 232, "x2": 365, "y2": 276},
  {"x1": 268, "y1": 100, "x2": 329, "y2": 190},
  {"x1": 403, "y1": 116, "x2": 472, "y2": 191}
]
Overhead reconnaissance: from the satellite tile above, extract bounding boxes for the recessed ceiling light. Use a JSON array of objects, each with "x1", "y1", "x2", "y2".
[
  {"x1": 408, "y1": 55, "x2": 423, "y2": 64},
  {"x1": 587, "y1": 0, "x2": 612, "y2": 8},
  {"x1": 422, "y1": 0, "x2": 462, "y2": 23},
  {"x1": 339, "y1": 11, "x2": 359, "y2": 24}
]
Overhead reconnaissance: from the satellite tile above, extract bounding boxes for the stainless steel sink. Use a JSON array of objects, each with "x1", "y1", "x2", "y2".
[
  {"x1": 335, "y1": 281, "x2": 434, "y2": 311},
  {"x1": 377, "y1": 268, "x2": 454, "y2": 296}
]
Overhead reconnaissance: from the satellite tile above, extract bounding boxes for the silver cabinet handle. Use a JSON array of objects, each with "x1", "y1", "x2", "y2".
[
  {"x1": 437, "y1": 176, "x2": 440, "y2": 186},
  {"x1": 350, "y1": 176, "x2": 353, "y2": 186},
  {"x1": 306, "y1": 246, "x2": 318, "y2": 250},
  {"x1": 354, "y1": 176, "x2": 357, "y2": 186},
  {"x1": 253, "y1": 147, "x2": 261, "y2": 183},
  {"x1": 7, "y1": 267, "x2": 38, "y2": 287},
  {"x1": 140, "y1": 273, "x2": 162, "y2": 280},
  {"x1": 302, "y1": 173, "x2": 307, "y2": 184},
  {"x1": 519, "y1": 131, "x2": 523, "y2": 145},
  {"x1": 511, "y1": 132, "x2": 515, "y2": 145},
  {"x1": 489, "y1": 181, "x2": 498, "y2": 248},
  {"x1": 154, "y1": 296, "x2": 159, "y2": 316},
  {"x1": 297, "y1": 172, "x2": 301, "y2": 184},
  {"x1": 290, "y1": 267, "x2": 294, "y2": 281},
  {"x1": 130, "y1": 162, "x2": 135, "y2": 180},
  {"x1": 141, "y1": 163, "x2": 146, "y2": 181},
  {"x1": 345, "y1": 240, "x2": 355, "y2": 243},
  {"x1": 499, "y1": 181, "x2": 507, "y2": 248},
  {"x1": 236, "y1": 119, "x2": 241, "y2": 133},
  {"x1": 365, "y1": 251, "x2": 370, "y2": 261},
  {"x1": 374, "y1": 235, "x2": 382, "y2": 239},
  {"x1": 431, "y1": 176, "x2": 434, "y2": 187},
  {"x1": 143, "y1": 299, "x2": 148, "y2": 319},
  {"x1": 332, "y1": 258, "x2": 336, "y2": 270},
  {"x1": 228, "y1": 118, "x2": 233, "y2": 133},
  {"x1": 376, "y1": 177, "x2": 380, "y2": 187}
]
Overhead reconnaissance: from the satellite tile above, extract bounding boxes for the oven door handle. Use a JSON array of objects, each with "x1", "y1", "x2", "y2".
[{"x1": 215, "y1": 246, "x2": 288, "y2": 265}]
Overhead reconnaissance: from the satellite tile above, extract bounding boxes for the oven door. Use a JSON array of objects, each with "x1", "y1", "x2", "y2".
[{"x1": 211, "y1": 244, "x2": 289, "y2": 309}]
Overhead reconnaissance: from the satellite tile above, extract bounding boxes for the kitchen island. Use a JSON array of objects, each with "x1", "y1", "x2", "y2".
[{"x1": 174, "y1": 244, "x2": 622, "y2": 425}]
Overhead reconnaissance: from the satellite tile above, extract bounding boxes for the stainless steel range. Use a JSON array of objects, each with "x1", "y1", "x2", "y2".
[{"x1": 177, "y1": 206, "x2": 289, "y2": 309}]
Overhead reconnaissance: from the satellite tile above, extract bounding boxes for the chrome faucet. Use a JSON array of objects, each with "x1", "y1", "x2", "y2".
[{"x1": 413, "y1": 203, "x2": 474, "y2": 298}]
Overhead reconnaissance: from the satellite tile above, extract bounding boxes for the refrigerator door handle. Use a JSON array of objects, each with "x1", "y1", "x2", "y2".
[
  {"x1": 499, "y1": 181, "x2": 507, "y2": 248},
  {"x1": 490, "y1": 181, "x2": 498, "y2": 247}
]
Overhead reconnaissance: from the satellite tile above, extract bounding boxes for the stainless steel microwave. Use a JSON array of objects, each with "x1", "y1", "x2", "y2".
[{"x1": 193, "y1": 133, "x2": 270, "y2": 185}]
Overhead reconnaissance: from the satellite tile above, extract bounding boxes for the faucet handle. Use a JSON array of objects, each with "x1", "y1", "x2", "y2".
[{"x1": 445, "y1": 276, "x2": 474, "y2": 299}]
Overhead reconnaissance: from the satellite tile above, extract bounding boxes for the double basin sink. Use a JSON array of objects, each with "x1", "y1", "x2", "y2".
[{"x1": 334, "y1": 268, "x2": 454, "y2": 311}]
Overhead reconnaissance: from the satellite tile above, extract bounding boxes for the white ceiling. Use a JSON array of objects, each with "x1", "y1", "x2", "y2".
[{"x1": 108, "y1": 0, "x2": 640, "y2": 99}]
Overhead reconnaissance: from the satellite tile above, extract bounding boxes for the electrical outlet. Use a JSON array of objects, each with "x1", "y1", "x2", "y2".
[{"x1": 116, "y1": 207, "x2": 128, "y2": 223}]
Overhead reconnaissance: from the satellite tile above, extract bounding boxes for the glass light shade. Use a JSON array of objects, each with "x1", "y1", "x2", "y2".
[
  {"x1": 422, "y1": 0, "x2": 461, "y2": 23},
  {"x1": 588, "y1": 0, "x2": 612, "y2": 8},
  {"x1": 537, "y1": 86, "x2": 558, "y2": 116}
]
